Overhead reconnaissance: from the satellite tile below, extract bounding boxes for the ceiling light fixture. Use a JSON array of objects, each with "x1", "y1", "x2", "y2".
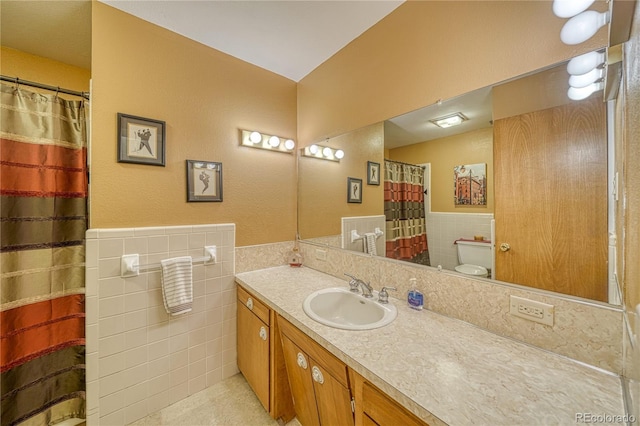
[{"x1": 429, "y1": 112, "x2": 468, "y2": 129}]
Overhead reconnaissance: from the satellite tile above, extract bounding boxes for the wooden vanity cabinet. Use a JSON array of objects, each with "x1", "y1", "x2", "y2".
[
  {"x1": 349, "y1": 369, "x2": 429, "y2": 426},
  {"x1": 236, "y1": 285, "x2": 295, "y2": 423},
  {"x1": 278, "y1": 315, "x2": 354, "y2": 426}
]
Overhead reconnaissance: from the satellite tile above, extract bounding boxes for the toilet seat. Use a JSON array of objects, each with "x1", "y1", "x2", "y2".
[{"x1": 454, "y1": 264, "x2": 488, "y2": 277}]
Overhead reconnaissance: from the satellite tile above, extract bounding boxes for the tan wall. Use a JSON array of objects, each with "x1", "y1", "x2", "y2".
[
  {"x1": 91, "y1": 3, "x2": 298, "y2": 246},
  {"x1": 0, "y1": 46, "x2": 90, "y2": 95},
  {"x1": 298, "y1": 122, "x2": 384, "y2": 239},
  {"x1": 388, "y1": 127, "x2": 493, "y2": 213},
  {"x1": 297, "y1": 1, "x2": 607, "y2": 145}
]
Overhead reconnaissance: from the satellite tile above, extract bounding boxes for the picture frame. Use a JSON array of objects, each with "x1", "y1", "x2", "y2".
[
  {"x1": 117, "y1": 113, "x2": 166, "y2": 166},
  {"x1": 367, "y1": 161, "x2": 380, "y2": 185},
  {"x1": 347, "y1": 177, "x2": 363, "y2": 203},
  {"x1": 186, "y1": 160, "x2": 223, "y2": 202}
]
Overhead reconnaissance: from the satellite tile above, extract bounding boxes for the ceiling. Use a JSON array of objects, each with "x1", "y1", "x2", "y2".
[{"x1": 1, "y1": 0, "x2": 403, "y2": 82}]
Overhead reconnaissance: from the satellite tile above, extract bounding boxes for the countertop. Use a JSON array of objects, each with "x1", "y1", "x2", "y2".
[{"x1": 235, "y1": 266, "x2": 625, "y2": 426}]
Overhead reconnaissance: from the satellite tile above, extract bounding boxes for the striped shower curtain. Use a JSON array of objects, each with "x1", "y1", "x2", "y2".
[
  {"x1": 384, "y1": 160, "x2": 429, "y2": 265},
  {"x1": 1, "y1": 84, "x2": 87, "y2": 425}
]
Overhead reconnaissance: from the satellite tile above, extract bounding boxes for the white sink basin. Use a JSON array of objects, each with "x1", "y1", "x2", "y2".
[{"x1": 302, "y1": 287, "x2": 397, "y2": 330}]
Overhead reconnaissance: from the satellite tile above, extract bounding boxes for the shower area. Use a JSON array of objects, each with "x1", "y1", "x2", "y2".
[{"x1": 1, "y1": 78, "x2": 89, "y2": 425}]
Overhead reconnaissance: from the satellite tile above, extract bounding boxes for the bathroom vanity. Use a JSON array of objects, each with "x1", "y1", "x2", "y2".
[{"x1": 236, "y1": 266, "x2": 625, "y2": 425}]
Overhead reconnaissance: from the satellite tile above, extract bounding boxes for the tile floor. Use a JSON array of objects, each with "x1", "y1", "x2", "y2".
[{"x1": 129, "y1": 374, "x2": 300, "y2": 426}]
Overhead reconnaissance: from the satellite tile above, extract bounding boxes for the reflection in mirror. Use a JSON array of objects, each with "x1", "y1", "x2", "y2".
[{"x1": 297, "y1": 56, "x2": 617, "y2": 305}]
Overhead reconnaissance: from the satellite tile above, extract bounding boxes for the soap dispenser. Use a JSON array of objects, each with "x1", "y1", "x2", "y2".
[{"x1": 407, "y1": 278, "x2": 424, "y2": 310}]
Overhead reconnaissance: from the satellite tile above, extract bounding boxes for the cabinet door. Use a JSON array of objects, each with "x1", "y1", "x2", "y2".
[
  {"x1": 281, "y1": 334, "x2": 321, "y2": 426},
  {"x1": 310, "y1": 360, "x2": 354, "y2": 426},
  {"x1": 237, "y1": 301, "x2": 270, "y2": 411}
]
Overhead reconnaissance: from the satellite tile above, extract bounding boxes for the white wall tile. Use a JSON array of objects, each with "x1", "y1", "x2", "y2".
[{"x1": 90, "y1": 224, "x2": 236, "y2": 420}]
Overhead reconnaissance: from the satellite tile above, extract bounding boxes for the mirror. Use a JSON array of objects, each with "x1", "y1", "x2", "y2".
[{"x1": 298, "y1": 56, "x2": 618, "y2": 306}]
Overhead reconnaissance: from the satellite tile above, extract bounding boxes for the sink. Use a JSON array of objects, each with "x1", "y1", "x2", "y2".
[{"x1": 302, "y1": 287, "x2": 397, "y2": 330}]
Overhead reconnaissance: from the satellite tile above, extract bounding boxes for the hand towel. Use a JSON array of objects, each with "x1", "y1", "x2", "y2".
[
  {"x1": 364, "y1": 232, "x2": 378, "y2": 256},
  {"x1": 160, "y1": 256, "x2": 193, "y2": 316}
]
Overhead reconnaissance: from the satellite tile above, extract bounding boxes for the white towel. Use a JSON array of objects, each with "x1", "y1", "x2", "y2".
[
  {"x1": 364, "y1": 232, "x2": 377, "y2": 256},
  {"x1": 160, "y1": 256, "x2": 193, "y2": 316}
]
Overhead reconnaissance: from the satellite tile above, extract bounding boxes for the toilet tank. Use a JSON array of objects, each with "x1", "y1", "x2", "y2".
[{"x1": 455, "y1": 239, "x2": 492, "y2": 268}]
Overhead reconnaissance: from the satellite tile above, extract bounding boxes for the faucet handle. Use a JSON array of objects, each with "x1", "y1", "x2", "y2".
[
  {"x1": 378, "y1": 286, "x2": 397, "y2": 304},
  {"x1": 344, "y1": 273, "x2": 360, "y2": 293}
]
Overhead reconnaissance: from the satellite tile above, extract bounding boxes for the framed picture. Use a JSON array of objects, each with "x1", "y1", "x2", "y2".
[
  {"x1": 367, "y1": 161, "x2": 380, "y2": 185},
  {"x1": 117, "y1": 113, "x2": 166, "y2": 166},
  {"x1": 187, "y1": 160, "x2": 223, "y2": 202},
  {"x1": 347, "y1": 177, "x2": 363, "y2": 203},
  {"x1": 454, "y1": 163, "x2": 487, "y2": 206}
]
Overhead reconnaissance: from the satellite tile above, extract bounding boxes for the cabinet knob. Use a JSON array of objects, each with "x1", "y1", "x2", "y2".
[
  {"x1": 296, "y1": 352, "x2": 308, "y2": 369},
  {"x1": 246, "y1": 297, "x2": 254, "y2": 310},
  {"x1": 259, "y1": 326, "x2": 267, "y2": 341},
  {"x1": 312, "y1": 366, "x2": 324, "y2": 384}
]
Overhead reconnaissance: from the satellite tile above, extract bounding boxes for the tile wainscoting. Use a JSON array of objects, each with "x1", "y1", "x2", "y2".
[{"x1": 85, "y1": 224, "x2": 237, "y2": 425}]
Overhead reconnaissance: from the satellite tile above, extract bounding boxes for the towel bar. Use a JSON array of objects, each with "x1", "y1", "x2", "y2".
[
  {"x1": 120, "y1": 246, "x2": 216, "y2": 277},
  {"x1": 350, "y1": 228, "x2": 384, "y2": 243}
]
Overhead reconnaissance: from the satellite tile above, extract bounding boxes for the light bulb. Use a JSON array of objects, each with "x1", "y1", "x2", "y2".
[
  {"x1": 322, "y1": 147, "x2": 332, "y2": 157},
  {"x1": 309, "y1": 144, "x2": 319, "y2": 155},
  {"x1": 249, "y1": 131, "x2": 262, "y2": 144},
  {"x1": 567, "y1": 50, "x2": 606, "y2": 75},
  {"x1": 284, "y1": 139, "x2": 295, "y2": 150},
  {"x1": 568, "y1": 67, "x2": 604, "y2": 88},
  {"x1": 268, "y1": 136, "x2": 280, "y2": 147},
  {"x1": 552, "y1": 0, "x2": 595, "y2": 18},
  {"x1": 567, "y1": 81, "x2": 604, "y2": 100},
  {"x1": 560, "y1": 10, "x2": 609, "y2": 45},
  {"x1": 335, "y1": 149, "x2": 344, "y2": 159}
]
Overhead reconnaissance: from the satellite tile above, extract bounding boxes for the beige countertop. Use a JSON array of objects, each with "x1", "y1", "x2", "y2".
[{"x1": 235, "y1": 266, "x2": 625, "y2": 426}]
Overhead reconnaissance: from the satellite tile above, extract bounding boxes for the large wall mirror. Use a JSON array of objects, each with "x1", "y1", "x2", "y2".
[{"x1": 298, "y1": 54, "x2": 621, "y2": 306}]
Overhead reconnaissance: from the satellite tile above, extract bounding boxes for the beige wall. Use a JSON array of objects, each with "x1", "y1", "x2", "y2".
[
  {"x1": 91, "y1": 3, "x2": 298, "y2": 247},
  {"x1": 388, "y1": 127, "x2": 494, "y2": 213},
  {"x1": 297, "y1": 1, "x2": 607, "y2": 146},
  {"x1": 298, "y1": 122, "x2": 384, "y2": 239},
  {"x1": 0, "y1": 46, "x2": 90, "y2": 95}
]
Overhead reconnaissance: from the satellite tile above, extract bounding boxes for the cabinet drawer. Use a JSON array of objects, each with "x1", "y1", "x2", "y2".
[
  {"x1": 237, "y1": 285, "x2": 270, "y2": 325},
  {"x1": 362, "y1": 381, "x2": 428, "y2": 426},
  {"x1": 278, "y1": 315, "x2": 349, "y2": 388}
]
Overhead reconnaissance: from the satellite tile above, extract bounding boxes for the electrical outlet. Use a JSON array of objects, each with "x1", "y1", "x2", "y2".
[
  {"x1": 315, "y1": 249, "x2": 327, "y2": 261},
  {"x1": 509, "y1": 295, "x2": 554, "y2": 326}
]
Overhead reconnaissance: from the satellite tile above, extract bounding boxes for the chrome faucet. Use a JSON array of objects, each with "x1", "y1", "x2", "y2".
[
  {"x1": 344, "y1": 273, "x2": 374, "y2": 297},
  {"x1": 378, "y1": 286, "x2": 397, "y2": 304}
]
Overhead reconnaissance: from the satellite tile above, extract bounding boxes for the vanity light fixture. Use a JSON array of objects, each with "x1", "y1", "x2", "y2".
[
  {"x1": 429, "y1": 112, "x2": 468, "y2": 128},
  {"x1": 560, "y1": 10, "x2": 610, "y2": 45},
  {"x1": 301, "y1": 143, "x2": 344, "y2": 162},
  {"x1": 567, "y1": 81, "x2": 604, "y2": 100},
  {"x1": 553, "y1": 0, "x2": 610, "y2": 45},
  {"x1": 241, "y1": 130, "x2": 295, "y2": 154},
  {"x1": 568, "y1": 67, "x2": 605, "y2": 88},
  {"x1": 567, "y1": 50, "x2": 606, "y2": 75}
]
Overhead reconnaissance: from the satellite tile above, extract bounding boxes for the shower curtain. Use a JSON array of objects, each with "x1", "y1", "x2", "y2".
[
  {"x1": 0, "y1": 84, "x2": 87, "y2": 425},
  {"x1": 384, "y1": 160, "x2": 429, "y2": 265}
]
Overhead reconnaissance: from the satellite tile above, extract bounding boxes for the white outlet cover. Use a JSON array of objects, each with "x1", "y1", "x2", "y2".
[{"x1": 509, "y1": 295, "x2": 554, "y2": 326}]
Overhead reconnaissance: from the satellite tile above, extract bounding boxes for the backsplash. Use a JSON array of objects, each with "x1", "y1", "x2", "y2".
[
  {"x1": 85, "y1": 224, "x2": 237, "y2": 425},
  {"x1": 299, "y1": 240, "x2": 623, "y2": 374}
]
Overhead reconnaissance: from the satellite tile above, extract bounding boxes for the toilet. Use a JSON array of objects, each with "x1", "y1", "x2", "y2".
[{"x1": 454, "y1": 239, "x2": 492, "y2": 278}]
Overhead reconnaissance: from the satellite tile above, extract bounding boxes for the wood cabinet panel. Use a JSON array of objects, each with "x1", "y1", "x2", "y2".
[
  {"x1": 312, "y1": 362, "x2": 354, "y2": 426},
  {"x1": 237, "y1": 284, "x2": 270, "y2": 324},
  {"x1": 237, "y1": 300, "x2": 270, "y2": 410},
  {"x1": 281, "y1": 333, "x2": 322, "y2": 426},
  {"x1": 278, "y1": 315, "x2": 349, "y2": 387}
]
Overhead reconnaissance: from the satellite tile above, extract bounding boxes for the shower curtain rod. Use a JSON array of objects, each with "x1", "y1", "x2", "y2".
[
  {"x1": 0, "y1": 75, "x2": 90, "y2": 100},
  {"x1": 384, "y1": 158, "x2": 426, "y2": 168}
]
